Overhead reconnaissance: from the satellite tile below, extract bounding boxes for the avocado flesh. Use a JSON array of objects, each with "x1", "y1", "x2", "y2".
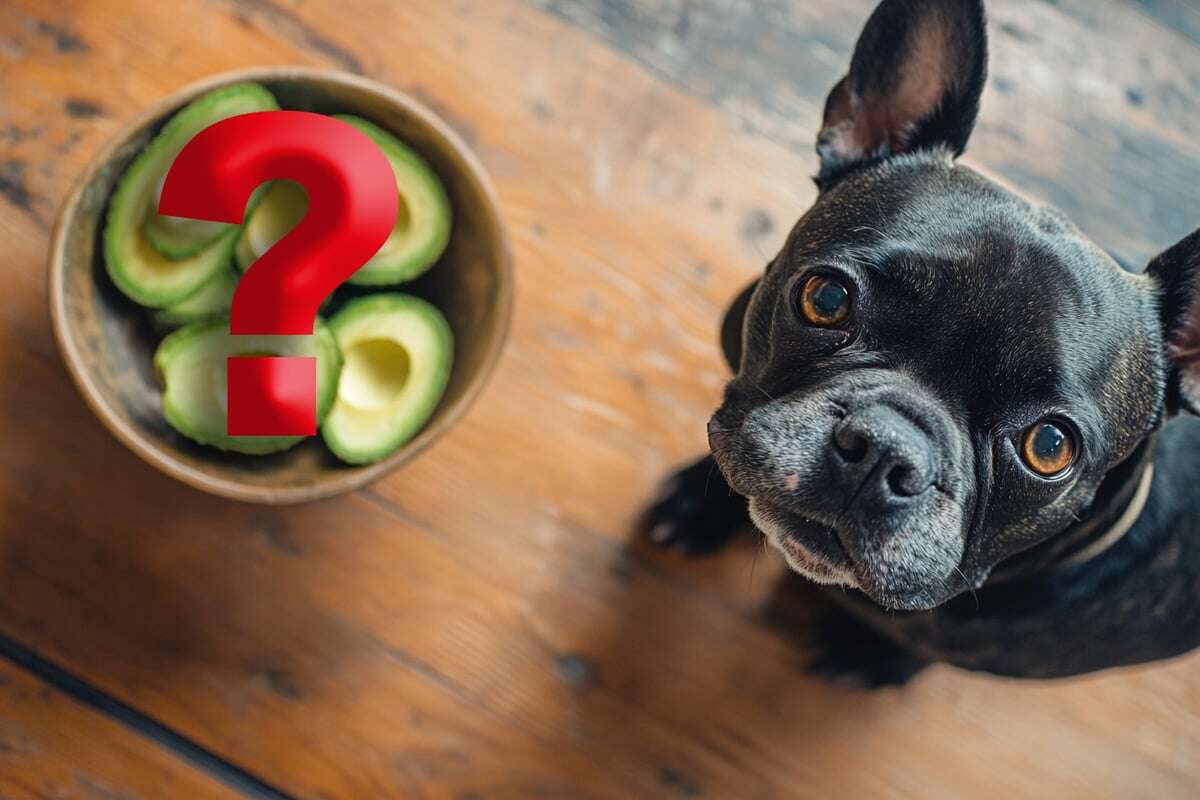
[
  {"x1": 104, "y1": 83, "x2": 279, "y2": 307},
  {"x1": 152, "y1": 268, "x2": 237, "y2": 329},
  {"x1": 155, "y1": 317, "x2": 342, "y2": 455},
  {"x1": 321, "y1": 294, "x2": 453, "y2": 464},
  {"x1": 234, "y1": 180, "x2": 309, "y2": 272},
  {"x1": 333, "y1": 116, "x2": 452, "y2": 286}
]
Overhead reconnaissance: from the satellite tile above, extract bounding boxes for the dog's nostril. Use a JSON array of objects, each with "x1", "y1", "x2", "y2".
[
  {"x1": 832, "y1": 406, "x2": 938, "y2": 502},
  {"x1": 833, "y1": 425, "x2": 869, "y2": 463},
  {"x1": 707, "y1": 418, "x2": 733, "y2": 453},
  {"x1": 886, "y1": 463, "x2": 919, "y2": 497}
]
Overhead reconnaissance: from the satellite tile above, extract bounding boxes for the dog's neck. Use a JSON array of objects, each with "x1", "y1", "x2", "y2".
[{"x1": 987, "y1": 434, "x2": 1158, "y2": 584}]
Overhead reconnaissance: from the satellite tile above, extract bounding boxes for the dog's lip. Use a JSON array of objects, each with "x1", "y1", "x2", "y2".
[
  {"x1": 767, "y1": 503, "x2": 962, "y2": 610},
  {"x1": 757, "y1": 501, "x2": 854, "y2": 570},
  {"x1": 777, "y1": 535, "x2": 845, "y2": 578}
]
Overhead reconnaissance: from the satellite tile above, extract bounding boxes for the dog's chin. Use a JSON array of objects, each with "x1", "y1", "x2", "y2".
[
  {"x1": 748, "y1": 498, "x2": 948, "y2": 611},
  {"x1": 748, "y1": 499, "x2": 859, "y2": 588}
]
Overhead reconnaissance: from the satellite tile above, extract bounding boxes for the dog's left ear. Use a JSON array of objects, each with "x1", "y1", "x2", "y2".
[
  {"x1": 1147, "y1": 229, "x2": 1200, "y2": 415},
  {"x1": 817, "y1": 0, "x2": 988, "y2": 188}
]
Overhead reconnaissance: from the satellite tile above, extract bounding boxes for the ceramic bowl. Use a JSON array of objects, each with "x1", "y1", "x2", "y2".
[{"x1": 49, "y1": 67, "x2": 513, "y2": 503}]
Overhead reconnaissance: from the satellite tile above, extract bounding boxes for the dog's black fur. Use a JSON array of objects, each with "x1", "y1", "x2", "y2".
[{"x1": 645, "y1": 0, "x2": 1200, "y2": 684}]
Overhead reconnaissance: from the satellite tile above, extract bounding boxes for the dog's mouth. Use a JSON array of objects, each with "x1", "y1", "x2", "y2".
[
  {"x1": 749, "y1": 499, "x2": 859, "y2": 587},
  {"x1": 749, "y1": 499, "x2": 959, "y2": 611}
]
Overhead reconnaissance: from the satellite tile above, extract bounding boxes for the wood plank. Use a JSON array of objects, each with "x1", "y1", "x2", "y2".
[
  {"x1": 534, "y1": 0, "x2": 1200, "y2": 268},
  {"x1": 1128, "y1": 0, "x2": 1200, "y2": 46},
  {"x1": 0, "y1": 0, "x2": 1198, "y2": 798},
  {"x1": 0, "y1": 658, "x2": 239, "y2": 799}
]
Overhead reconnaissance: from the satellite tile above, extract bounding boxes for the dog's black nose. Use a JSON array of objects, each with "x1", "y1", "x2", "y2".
[{"x1": 831, "y1": 405, "x2": 936, "y2": 504}]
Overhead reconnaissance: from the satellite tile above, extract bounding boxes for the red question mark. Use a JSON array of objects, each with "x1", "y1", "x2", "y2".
[{"x1": 159, "y1": 111, "x2": 398, "y2": 436}]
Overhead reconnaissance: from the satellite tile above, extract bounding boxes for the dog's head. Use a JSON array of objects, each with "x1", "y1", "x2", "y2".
[{"x1": 711, "y1": 0, "x2": 1200, "y2": 611}]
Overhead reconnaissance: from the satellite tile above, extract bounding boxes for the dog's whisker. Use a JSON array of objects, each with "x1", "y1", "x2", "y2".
[
  {"x1": 749, "y1": 379, "x2": 774, "y2": 401},
  {"x1": 747, "y1": 539, "x2": 762, "y2": 589},
  {"x1": 953, "y1": 566, "x2": 979, "y2": 611},
  {"x1": 703, "y1": 458, "x2": 719, "y2": 498}
]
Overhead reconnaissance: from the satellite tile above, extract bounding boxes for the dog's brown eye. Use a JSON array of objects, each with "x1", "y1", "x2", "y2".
[
  {"x1": 798, "y1": 274, "x2": 852, "y2": 326},
  {"x1": 1021, "y1": 420, "x2": 1076, "y2": 477}
]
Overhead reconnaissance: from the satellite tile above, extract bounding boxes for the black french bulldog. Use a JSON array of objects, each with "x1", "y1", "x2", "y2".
[{"x1": 645, "y1": 0, "x2": 1200, "y2": 685}]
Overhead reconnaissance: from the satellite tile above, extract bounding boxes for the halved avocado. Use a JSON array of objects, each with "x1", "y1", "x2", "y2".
[
  {"x1": 233, "y1": 119, "x2": 452, "y2": 287},
  {"x1": 104, "y1": 83, "x2": 279, "y2": 307},
  {"x1": 151, "y1": 269, "x2": 237, "y2": 330},
  {"x1": 333, "y1": 115, "x2": 452, "y2": 286},
  {"x1": 321, "y1": 294, "x2": 453, "y2": 464},
  {"x1": 155, "y1": 316, "x2": 341, "y2": 455}
]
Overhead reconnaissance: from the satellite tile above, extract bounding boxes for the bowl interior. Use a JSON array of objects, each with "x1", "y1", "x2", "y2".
[{"x1": 53, "y1": 70, "x2": 511, "y2": 503}]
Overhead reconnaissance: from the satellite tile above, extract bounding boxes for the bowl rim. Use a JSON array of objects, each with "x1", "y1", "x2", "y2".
[{"x1": 48, "y1": 65, "x2": 515, "y2": 504}]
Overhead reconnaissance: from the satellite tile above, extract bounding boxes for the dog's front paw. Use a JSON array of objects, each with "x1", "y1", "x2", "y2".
[
  {"x1": 806, "y1": 608, "x2": 928, "y2": 689},
  {"x1": 640, "y1": 455, "x2": 749, "y2": 555}
]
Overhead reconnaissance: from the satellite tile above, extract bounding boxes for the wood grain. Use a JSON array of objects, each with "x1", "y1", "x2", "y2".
[
  {"x1": 0, "y1": 0, "x2": 1198, "y2": 797},
  {"x1": 0, "y1": 659, "x2": 238, "y2": 799},
  {"x1": 534, "y1": 0, "x2": 1200, "y2": 269}
]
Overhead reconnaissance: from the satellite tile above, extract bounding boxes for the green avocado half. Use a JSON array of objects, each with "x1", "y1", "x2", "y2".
[
  {"x1": 321, "y1": 294, "x2": 453, "y2": 464},
  {"x1": 233, "y1": 117, "x2": 452, "y2": 286},
  {"x1": 104, "y1": 82, "x2": 278, "y2": 308},
  {"x1": 154, "y1": 316, "x2": 342, "y2": 455}
]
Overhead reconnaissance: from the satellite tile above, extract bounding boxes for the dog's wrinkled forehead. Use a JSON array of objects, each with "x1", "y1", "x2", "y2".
[{"x1": 752, "y1": 159, "x2": 1162, "y2": 455}]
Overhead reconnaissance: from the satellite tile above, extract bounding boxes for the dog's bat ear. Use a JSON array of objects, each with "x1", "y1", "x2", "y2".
[
  {"x1": 817, "y1": 0, "x2": 988, "y2": 190},
  {"x1": 1147, "y1": 229, "x2": 1200, "y2": 416},
  {"x1": 720, "y1": 280, "x2": 760, "y2": 374}
]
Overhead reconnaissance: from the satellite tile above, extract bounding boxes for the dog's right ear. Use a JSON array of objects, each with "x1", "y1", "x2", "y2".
[
  {"x1": 1147, "y1": 229, "x2": 1200, "y2": 416},
  {"x1": 720, "y1": 280, "x2": 759, "y2": 374},
  {"x1": 817, "y1": 0, "x2": 988, "y2": 189}
]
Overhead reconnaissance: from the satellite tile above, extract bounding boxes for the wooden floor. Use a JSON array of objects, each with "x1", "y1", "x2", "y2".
[{"x1": 2, "y1": 0, "x2": 1199, "y2": 797}]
